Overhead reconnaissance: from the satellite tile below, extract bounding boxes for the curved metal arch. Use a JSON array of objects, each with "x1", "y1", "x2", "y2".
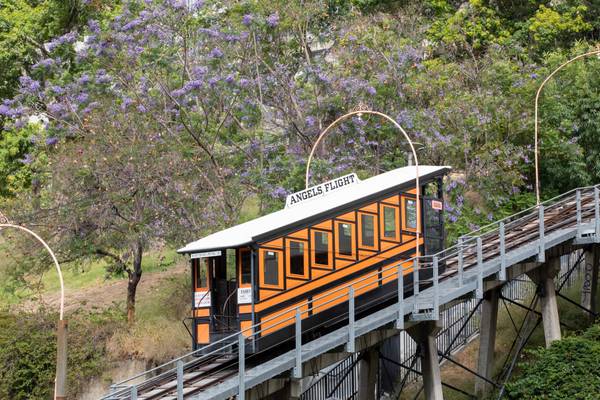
[
  {"x1": 0, "y1": 222, "x2": 67, "y2": 399},
  {"x1": 534, "y1": 49, "x2": 600, "y2": 205},
  {"x1": 0, "y1": 223, "x2": 65, "y2": 319},
  {"x1": 304, "y1": 110, "x2": 421, "y2": 258}
]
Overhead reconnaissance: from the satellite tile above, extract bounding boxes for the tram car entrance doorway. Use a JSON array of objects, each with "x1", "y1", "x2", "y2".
[{"x1": 179, "y1": 166, "x2": 450, "y2": 352}]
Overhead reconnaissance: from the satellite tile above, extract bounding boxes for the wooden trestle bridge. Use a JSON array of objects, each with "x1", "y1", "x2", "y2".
[{"x1": 103, "y1": 184, "x2": 600, "y2": 400}]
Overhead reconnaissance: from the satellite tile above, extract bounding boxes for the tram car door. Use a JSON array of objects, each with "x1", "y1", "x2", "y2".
[{"x1": 210, "y1": 252, "x2": 238, "y2": 340}]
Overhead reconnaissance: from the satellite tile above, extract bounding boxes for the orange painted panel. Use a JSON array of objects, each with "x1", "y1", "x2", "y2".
[
  {"x1": 194, "y1": 309, "x2": 209, "y2": 317},
  {"x1": 313, "y1": 220, "x2": 333, "y2": 231},
  {"x1": 260, "y1": 289, "x2": 280, "y2": 300},
  {"x1": 358, "y1": 249, "x2": 376, "y2": 260},
  {"x1": 286, "y1": 278, "x2": 304, "y2": 289},
  {"x1": 311, "y1": 269, "x2": 330, "y2": 279},
  {"x1": 262, "y1": 238, "x2": 284, "y2": 248},
  {"x1": 380, "y1": 241, "x2": 397, "y2": 251},
  {"x1": 335, "y1": 259, "x2": 353, "y2": 269},
  {"x1": 360, "y1": 202, "x2": 378, "y2": 214},
  {"x1": 239, "y1": 305, "x2": 252, "y2": 314},
  {"x1": 261, "y1": 303, "x2": 308, "y2": 336},
  {"x1": 240, "y1": 320, "x2": 253, "y2": 337},
  {"x1": 382, "y1": 195, "x2": 400, "y2": 205},
  {"x1": 289, "y1": 229, "x2": 309, "y2": 240},
  {"x1": 312, "y1": 287, "x2": 347, "y2": 315},
  {"x1": 337, "y1": 211, "x2": 356, "y2": 222},
  {"x1": 197, "y1": 324, "x2": 209, "y2": 344}
]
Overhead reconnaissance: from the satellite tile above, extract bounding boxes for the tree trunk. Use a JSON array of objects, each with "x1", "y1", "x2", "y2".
[{"x1": 126, "y1": 240, "x2": 143, "y2": 325}]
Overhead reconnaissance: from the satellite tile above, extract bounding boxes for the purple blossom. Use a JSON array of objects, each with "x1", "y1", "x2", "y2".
[
  {"x1": 137, "y1": 104, "x2": 147, "y2": 113},
  {"x1": 45, "y1": 137, "x2": 59, "y2": 146},
  {"x1": 122, "y1": 18, "x2": 143, "y2": 31},
  {"x1": 271, "y1": 186, "x2": 288, "y2": 198},
  {"x1": 306, "y1": 115, "x2": 316, "y2": 127},
  {"x1": 19, "y1": 154, "x2": 33, "y2": 165},
  {"x1": 184, "y1": 80, "x2": 203, "y2": 90},
  {"x1": 47, "y1": 103, "x2": 65, "y2": 115},
  {"x1": 171, "y1": 88, "x2": 186, "y2": 97},
  {"x1": 33, "y1": 58, "x2": 54, "y2": 70},
  {"x1": 366, "y1": 86, "x2": 376, "y2": 95},
  {"x1": 121, "y1": 97, "x2": 134, "y2": 109},
  {"x1": 225, "y1": 75, "x2": 235, "y2": 84},
  {"x1": 88, "y1": 19, "x2": 101, "y2": 34},
  {"x1": 530, "y1": 73, "x2": 538, "y2": 79},
  {"x1": 266, "y1": 13, "x2": 279, "y2": 27},
  {"x1": 95, "y1": 70, "x2": 111, "y2": 84},
  {"x1": 192, "y1": 66, "x2": 208, "y2": 77},
  {"x1": 210, "y1": 47, "x2": 223, "y2": 58},
  {"x1": 239, "y1": 78, "x2": 250, "y2": 88},
  {"x1": 0, "y1": 104, "x2": 11, "y2": 117},
  {"x1": 75, "y1": 92, "x2": 89, "y2": 104},
  {"x1": 242, "y1": 14, "x2": 253, "y2": 26},
  {"x1": 19, "y1": 76, "x2": 41, "y2": 94},
  {"x1": 77, "y1": 73, "x2": 91, "y2": 85}
]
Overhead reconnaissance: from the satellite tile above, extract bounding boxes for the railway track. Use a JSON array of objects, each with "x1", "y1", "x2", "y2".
[{"x1": 107, "y1": 354, "x2": 236, "y2": 400}]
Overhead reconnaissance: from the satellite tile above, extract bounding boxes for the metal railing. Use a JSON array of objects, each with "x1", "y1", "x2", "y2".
[{"x1": 103, "y1": 184, "x2": 600, "y2": 400}]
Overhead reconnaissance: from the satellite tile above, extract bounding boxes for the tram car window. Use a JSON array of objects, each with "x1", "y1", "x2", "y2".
[{"x1": 179, "y1": 165, "x2": 449, "y2": 351}]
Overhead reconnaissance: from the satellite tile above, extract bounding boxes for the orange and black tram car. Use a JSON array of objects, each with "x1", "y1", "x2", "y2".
[{"x1": 178, "y1": 166, "x2": 449, "y2": 352}]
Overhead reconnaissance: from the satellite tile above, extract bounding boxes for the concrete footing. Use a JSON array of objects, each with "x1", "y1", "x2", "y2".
[
  {"x1": 528, "y1": 257, "x2": 561, "y2": 347},
  {"x1": 407, "y1": 321, "x2": 443, "y2": 400},
  {"x1": 475, "y1": 287, "x2": 500, "y2": 397},
  {"x1": 581, "y1": 246, "x2": 599, "y2": 321}
]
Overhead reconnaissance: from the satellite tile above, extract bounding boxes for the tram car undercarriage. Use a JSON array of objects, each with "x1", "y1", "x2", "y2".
[{"x1": 178, "y1": 166, "x2": 449, "y2": 353}]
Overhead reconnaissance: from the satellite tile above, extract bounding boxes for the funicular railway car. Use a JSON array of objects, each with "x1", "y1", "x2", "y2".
[{"x1": 178, "y1": 165, "x2": 449, "y2": 352}]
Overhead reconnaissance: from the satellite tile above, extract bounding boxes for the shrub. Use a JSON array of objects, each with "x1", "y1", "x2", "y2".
[{"x1": 506, "y1": 324, "x2": 600, "y2": 399}]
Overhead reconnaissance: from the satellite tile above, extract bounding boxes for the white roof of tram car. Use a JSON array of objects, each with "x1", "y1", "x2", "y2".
[{"x1": 178, "y1": 165, "x2": 450, "y2": 254}]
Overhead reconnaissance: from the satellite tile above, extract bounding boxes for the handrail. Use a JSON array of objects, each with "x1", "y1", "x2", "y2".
[{"x1": 103, "y1": 182, "x2": 600, "y2": 399}]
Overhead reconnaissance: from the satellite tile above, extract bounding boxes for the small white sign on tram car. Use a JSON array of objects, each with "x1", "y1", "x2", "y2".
[
  {"x1": 237, "y1": 287, "x2": 252, "y2": 304},
  {"x1": 190, "y1": 250, "x2": 222, "y2": 259},
  {"x1": 194, "y1": 290, "x2": 211, "y2": 308},
  {"x1": 285, "y1": 173, "x2": 360, "y2": 208}
]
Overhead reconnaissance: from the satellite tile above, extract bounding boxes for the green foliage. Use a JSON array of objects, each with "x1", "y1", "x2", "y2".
[
  {"x1": 0, "y1": 308, "x2": 121, "y2": 399},
  {"x1": 506, "y1": 323, "x2": 600, "y2": 399},
  {"x1": 0, "y1": 125, "x2": 34, "y2": 197},
  {"x1": 527, "y1": 5, "x2": 592, "y2": 52},
  {"x1": 428, "y1": 0, "x2": 511, "y2": 53}
]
